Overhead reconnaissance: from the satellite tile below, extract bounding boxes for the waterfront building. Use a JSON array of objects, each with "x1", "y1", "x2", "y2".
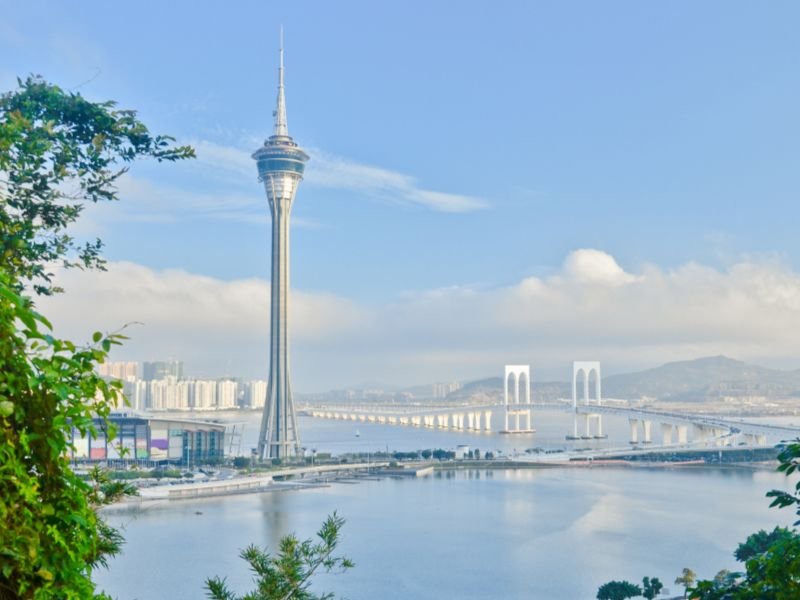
[
  {"x1": 247, "y1": 380, "x2": 268, "y2": 409},
  {"x1": 253, "y1": 35, "x2": 309, "y2": 459},
  {"x1": 149, "y1": 377, "x2": 179, "y2": 411},
  {"x1": 175, "y1": 380, "x2": 192, "y2": 410},
  {"x1": 108, "y1": 366, "x2": 274, "y2": 412},
  {"x1": 70, "y1": 412, "x2": 225, "y2": 465},
  {"x1": 217, "y1": 380, "x2": 239, "y2": 409},
  {"x1": 123, "y1": 379, "x2": 150, "y2": 411},
  {"x1": 193, "y1": 380, "x2": 217, "y2": 410}
]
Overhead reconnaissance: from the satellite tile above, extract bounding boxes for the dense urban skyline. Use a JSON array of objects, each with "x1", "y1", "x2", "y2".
[{"x1": 5, "y1": 2, "x2": 800, "y2": 389}]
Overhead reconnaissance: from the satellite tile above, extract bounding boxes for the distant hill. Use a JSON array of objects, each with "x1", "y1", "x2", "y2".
[
  {"x1": 602, "y1": 355, "x2": 800, "y2": 402},
  {"x1": 449, "y1": 356, "x2": 800, "y2": 403}
]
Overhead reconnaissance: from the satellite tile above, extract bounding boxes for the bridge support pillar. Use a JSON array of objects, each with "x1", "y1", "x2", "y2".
[
  {"x1": 756, "y1": 434, "x2": 767, "y2": 446},
  {"x1": 714, "y1": 429, "x2": 726, "y2": 446},
  {"x1": 484, "y1": 410, "x2": 492, "y2": 431},
  {"x1": 629, "y1": 419, "x2": 639, "y2": 443},
  {"x1": 661, "y1": 423, "x2": 673, "y2": 445},
  {"x1": 676, "y1": 425, "x2": 688, "y2": 444},
  {"x1": 693, "y1": 425, "x2": 709, "y2": 445},
  {"x1": 643, "y1": 420, "x2": 652, "y2": 444}
]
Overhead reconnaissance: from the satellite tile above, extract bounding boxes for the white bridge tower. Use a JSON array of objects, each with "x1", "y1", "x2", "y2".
[{"x1": 501, "y1": 365, "x2": 535, "y2": 434}]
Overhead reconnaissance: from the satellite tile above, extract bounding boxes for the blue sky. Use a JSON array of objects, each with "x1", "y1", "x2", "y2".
[{"x1": 6, "y1": 1, "x2": 800, "y2": 388}]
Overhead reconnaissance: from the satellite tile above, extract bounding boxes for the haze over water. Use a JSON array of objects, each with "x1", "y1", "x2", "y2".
[{"x1": 97, "y1": 412, "x2": 795, "y2": 599}]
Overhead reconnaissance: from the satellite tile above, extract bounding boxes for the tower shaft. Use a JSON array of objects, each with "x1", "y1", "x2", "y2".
[
  {"x1": 253, "y1": 34, "x2": 309, "y2": 461},
  {"x1": 258, "y1": 174, "x2": 301, "y2": 459}
]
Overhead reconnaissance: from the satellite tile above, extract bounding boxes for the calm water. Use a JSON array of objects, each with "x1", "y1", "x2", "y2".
[
  {"x1": 187, "y1": 408, "x2": 683, "y2": 457},
  {"x1": 98, "y1": 465, "x2": 795, "y2": 599}
]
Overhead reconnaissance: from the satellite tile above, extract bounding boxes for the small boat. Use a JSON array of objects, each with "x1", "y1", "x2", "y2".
[{"x1": 355, "y1": 430, "x2": 361, "y2": 438}]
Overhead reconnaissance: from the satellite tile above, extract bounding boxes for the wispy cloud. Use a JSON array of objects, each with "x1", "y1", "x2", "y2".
[
  {"x1": 80, "y1": 174, "x2": 267, "y2": 227},
  {"x1": 78, "y1": 138, "x2": 486, "y2": 231},
  {"x1": 190, "y1": 140, "x2": 488, "y2": 213},
  {"x1": 306, "y1": 149, "x2": 488, "y2": 212}
]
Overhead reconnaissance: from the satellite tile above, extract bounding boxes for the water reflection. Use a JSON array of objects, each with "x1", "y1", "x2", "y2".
[
  {"x1": 259, "y1": 491, "x2": 291, "y2": 547},
  {"x1": 98, "y1": 467, "x2": 794, "y2": 600}
]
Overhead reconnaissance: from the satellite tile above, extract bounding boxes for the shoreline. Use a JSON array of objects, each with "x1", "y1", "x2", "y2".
[{"x1": 102, "y1": 459, "x2": 778, "y2": 510}]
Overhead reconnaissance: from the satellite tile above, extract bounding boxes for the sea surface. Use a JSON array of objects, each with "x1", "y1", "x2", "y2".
[
  {"x1": 96, "y1": 411, "x2": 799, "y2": 599},
  {"x1": 172, "y1": 406, "x2": 793, "y2": 457}
]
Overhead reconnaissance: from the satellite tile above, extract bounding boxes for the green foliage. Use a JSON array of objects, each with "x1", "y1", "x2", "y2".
[
  {"x1": 641, "y1": 576, "x2": 663, "y2": 599},
  {"x1": 0, "y1": 76, "x2": 192, "y2": 598},
  {"x1": 675, "y1": 567, "x2": 697, "y2": 598},
  {"x1": 767, "y1": 440, "x2": 800, "y2": 525},
  {"x1": 0, "y1": 76, "x2": 194, "y2": 295},
  {"x1": 149, "y1": 468, "x2": 183, "y2": 479},
  {"x1": 689, "y1": 532, "x2": 800, "y2": 599},
  {"x1": 596, "y1": 580, "x2": 642, "y2": 600},
  {"x1": 688, "y1": 440, "x2": 800, "y2": 599},
  {"x1": 205, "y1": 513, "x2": 354, "y2": 600},
  {"x1": 233, "y1": 456, "x2": 251, "y2": 469},
  {"x1": 0, "y1": 277, "x2": 136, "y2": 598},
  {"x1": 734, "y1": 527, "x2": 795, "y2": 562}
]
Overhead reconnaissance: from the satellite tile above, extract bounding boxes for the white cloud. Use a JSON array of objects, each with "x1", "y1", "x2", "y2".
[
  {"x1": 562, "y1": 248, "x2": 637, "y2": 286},
  {"x1": 35, "y1": 250, "x2": 800, "y2": 390}
]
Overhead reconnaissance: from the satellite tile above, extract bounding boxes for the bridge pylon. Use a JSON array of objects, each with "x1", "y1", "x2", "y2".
[
  {"x1": 567, "y1": 361, "x2": 607, "y2": 440},
  {"x1": 500, "y1": 365, "x2": 534, "y2": 434}
]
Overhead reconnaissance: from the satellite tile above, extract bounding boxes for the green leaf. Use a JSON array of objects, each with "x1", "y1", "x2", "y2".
[{"x1": 0, "y1": 400, "x2": 13, "y2": 417}]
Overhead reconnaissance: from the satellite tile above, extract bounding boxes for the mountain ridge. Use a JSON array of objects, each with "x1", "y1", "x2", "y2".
[{"x1": 450, "y1": 355, "x2": 800, "y2": 403}]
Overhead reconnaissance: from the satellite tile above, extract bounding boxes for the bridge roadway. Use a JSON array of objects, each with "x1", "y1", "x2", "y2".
[
  {"x1": 574, "y1": 404, "x2": 800, "y2": 436},
  {"x1": 304, "y1": 402, "x2": 800, "y2": 447}
]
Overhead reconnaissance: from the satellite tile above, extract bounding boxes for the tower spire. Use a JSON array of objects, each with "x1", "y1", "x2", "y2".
[{"x1": 273, "y1": 27, "x2": 289, "y2": 137}]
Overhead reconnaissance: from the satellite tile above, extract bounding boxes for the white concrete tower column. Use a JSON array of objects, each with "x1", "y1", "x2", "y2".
[{"x1": 255, "y1": 34, "x2": 310, "y2": 460}]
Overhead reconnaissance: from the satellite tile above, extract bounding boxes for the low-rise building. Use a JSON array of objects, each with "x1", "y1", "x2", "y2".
[{"x1": 71, "y1": 412, "x2": 225, "y2": 466}]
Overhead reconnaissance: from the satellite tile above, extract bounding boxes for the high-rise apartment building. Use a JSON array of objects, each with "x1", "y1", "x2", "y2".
[
  {"x1": 98, "y1": 361, "x2": 138, "y2": 381},
  {"x1": 142, "y1": 360, "x2": 183, "y2": 381},
  {"x1": 192, "y1": 380, "x2": 217, "y2": 410},
  {"x1": 247, "y1": 380, "x2": 268, "y2": 409},
  {"x1": 217, "y1": 380, "x2": 239, "y2": 410}
]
